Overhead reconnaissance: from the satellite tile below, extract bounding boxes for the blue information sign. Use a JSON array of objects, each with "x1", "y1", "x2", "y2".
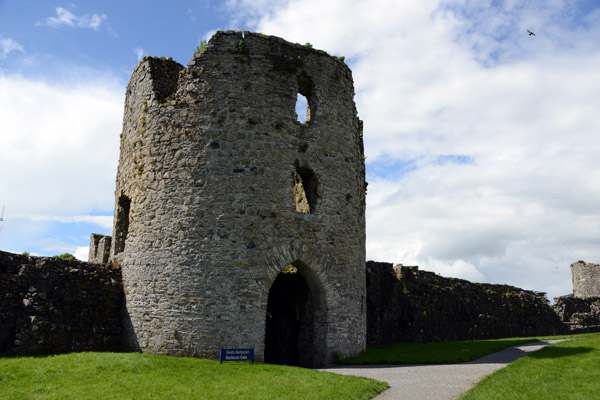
[{"x1": 219, "y1": 348, "x2": 254, "y2": 364}]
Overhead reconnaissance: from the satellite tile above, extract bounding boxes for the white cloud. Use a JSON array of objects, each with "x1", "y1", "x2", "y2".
[
  {"x1": 22, "y1": 215, "x2": 113, "y2": 230},
  {"x1": 37, "y1": 7, "x2": 107, "y2": 30},
  {"x1": 0, "y1": 37, "x2": 24, "y2": 58},
  {"x1": 0, "y1": 73, "x2": 118, "y2": 257},
  {"x1": 0, "y1": 74, "x2": 122, "y2": 220},
  {"x1": 30, "y1": 237, "x2": 77, "y2": 254},
  {"x1": 187, "y1": 7, "x2": 197, "y2": 23},
  {"x1": 232, "y1": 0, "x2": 600, "y2": 300},
  {"x1": 424, "y1": 259, "x2": 485, "y2": 283},
  {"x1": 224, "y1": 0, "x2": 285, "y2": 29},
  {"x1": 74, "y1": 246, "x2": 89, "y2": 261},
  {"x1": 133, "y1": 47, "x2": 146, "y2": 61}
]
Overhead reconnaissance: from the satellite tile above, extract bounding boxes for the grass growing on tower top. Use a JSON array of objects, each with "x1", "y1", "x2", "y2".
[{"x1": 0, "y1": 352, "x2": 388, "y2": 400}]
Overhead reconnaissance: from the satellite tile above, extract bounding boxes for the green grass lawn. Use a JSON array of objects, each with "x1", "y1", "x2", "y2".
[
  {"x1": 4, "y1": 333, "x2": 596, "y2": 399},
  {"x1": 460, "y1": 332, "x2": 600, "y2": 400},
  {"x1": 336, "y1": 337, "x2": 540, "y2": 365},
  {"x1": 0, "y1": 352, "x2": 388, "y2": 400}
]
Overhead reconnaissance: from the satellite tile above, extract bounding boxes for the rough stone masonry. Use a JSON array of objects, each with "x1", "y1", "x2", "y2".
[
  {"x1": 366, "y1": 262, "x2": 567, "y2": 346},
  {"x1": 0, "y1": 251, "x2": 123, "y2": 355},
  {"x1": 554, "y1": 261, "x2": 600, "y2": 332},
  {"x1": 108, "y1": 31, "x2": 366, "y2": 367},
  {"x1": 4, "y1": 31, "x2": 598, "y2": 362},
  {"x1": 570, "y1": 260, "x2": 600, "y2": 298}
]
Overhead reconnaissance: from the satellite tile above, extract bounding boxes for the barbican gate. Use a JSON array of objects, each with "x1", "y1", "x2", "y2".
[{"x1": 103, "y1": 31, "x2": 366, "y2": 367}]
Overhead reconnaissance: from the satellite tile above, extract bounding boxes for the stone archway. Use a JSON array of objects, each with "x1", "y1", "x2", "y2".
[{"x1": 264, "y1": 262, "x2": 327, "y2": 368}]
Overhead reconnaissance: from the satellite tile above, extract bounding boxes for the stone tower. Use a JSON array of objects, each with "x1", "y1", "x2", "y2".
[
  {"x1": 110, "y1": 31, "x2": 366, "y2": 367},
  {"x1": 571, "y1": 261, "x2": 600, "y2": 298}
]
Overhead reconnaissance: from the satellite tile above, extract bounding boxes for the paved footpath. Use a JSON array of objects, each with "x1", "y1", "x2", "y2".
[{"x1": 321, "y1": 340, "x2": 565, "y2": 400}]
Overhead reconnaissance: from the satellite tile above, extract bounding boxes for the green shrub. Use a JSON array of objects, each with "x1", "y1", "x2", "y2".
[
  {"x1": 54, "y1": 253, "x2": 77, "y2": 260},
  {"x1": 194, "y1": 40, "x2": 208, "y2": 56},
  {"x1": 236, "y1": 39, "x2": 245, "y2": 52}
]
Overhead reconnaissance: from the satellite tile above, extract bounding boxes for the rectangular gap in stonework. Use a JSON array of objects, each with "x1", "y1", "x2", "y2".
[{"x1": 114, "y1": 195, "x2": 131, "y2": 254}]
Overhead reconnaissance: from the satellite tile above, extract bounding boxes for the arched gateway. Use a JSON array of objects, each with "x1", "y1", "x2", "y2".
[
  {"x1": 265, "y1": 261, "x2": 327, "y2": 367},
  {"x1": 110, "y1": 31, "x2": 366, "y2": 366}
]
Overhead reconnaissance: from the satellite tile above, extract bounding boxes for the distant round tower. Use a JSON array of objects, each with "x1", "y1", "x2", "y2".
[
  {"x1": 111, "y1": 31, "x2": 366, "y2": 367},
  {"x1": 571, "y1": 261, "x2": 600, "y2": 298}
]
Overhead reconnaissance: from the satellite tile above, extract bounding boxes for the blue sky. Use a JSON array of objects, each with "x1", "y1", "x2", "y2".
[
  {"x1": 0, "y1": 2, "x2": 229, "y2": 82},
  {"x1": 2, "y1": 0, "x2": 600, "y2": 301},
  {"x1": 0, "y1": 1, "x2": 239, "y2": 258}
]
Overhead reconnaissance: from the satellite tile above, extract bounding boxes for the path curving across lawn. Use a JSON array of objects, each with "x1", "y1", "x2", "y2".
[{"x1": 323, "y1": 340, "x2": 567, "y2": 400}]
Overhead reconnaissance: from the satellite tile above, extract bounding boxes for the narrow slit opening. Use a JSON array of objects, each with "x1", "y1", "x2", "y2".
[
  {"x1": 114, "y1": 195, "x2": 131, "y2": 254},
  {"x1": 295, "y1": 72, "x2": 314, "y2": 124},
  {"x1": 295, "y1": 93, "x2": 309, "y2": 123},
  {"x1": 293, "y1": 167, "x2": 317, "y2": 214}
]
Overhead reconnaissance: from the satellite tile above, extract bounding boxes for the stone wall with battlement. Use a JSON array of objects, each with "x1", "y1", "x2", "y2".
[
  {"x1": 0, "y1": 250, "x2": 123, "y2": 355},
  {"x1": 3, "y1": 251, "x2": 582, "y2": 357},
  {"x1": 366, "y1": 261, "x2": 566, "y2": 346},
  {"x1": 554, "y1": 295, "x2": 600, "y2": 332}
]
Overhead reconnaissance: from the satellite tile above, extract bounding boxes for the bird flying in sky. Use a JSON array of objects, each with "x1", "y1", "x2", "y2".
[{"x1": 527, "y1": 30, "x2": 536, "y2": 36}]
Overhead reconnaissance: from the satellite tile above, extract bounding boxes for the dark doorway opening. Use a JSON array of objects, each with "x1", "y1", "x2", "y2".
[{"x1": 265, "y1": 266, "x2": 318, "y2": 367}]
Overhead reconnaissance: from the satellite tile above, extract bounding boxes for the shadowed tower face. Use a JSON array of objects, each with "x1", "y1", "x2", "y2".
[{"x1": 110, "y1": 31, "x2": 366, "y2": 367}]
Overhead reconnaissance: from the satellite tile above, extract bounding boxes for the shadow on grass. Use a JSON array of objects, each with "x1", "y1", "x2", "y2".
[
  {"x1": 0, "y1": 350, "x2": 130, "y2": 359},
  {"x1": 324, "y1": 344, "x2": 595, "y2": 371},
  {"x1": 463, "y1": 341, "x2": 576, "y2": 365},
  {"x1": 527, "y1": 346, "x2": 594, "y2": 359},
  {"x1": 0, "y1": 352, "x2": 62, "y2": 359}
]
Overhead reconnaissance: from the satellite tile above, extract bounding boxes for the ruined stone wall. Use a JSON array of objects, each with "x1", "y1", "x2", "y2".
[
  {"x1": 571, "y1": 261, "x2": 600, "y2": 298},
  {"x1": 554, "y1": 295, "x2": 600, "y2": 332},
  {"x1": 366, "y1": 262, "x2": 566, "y2": 346},
  {"x1": 2, "y1": 251, "x2": 579, "y2": 357},
  {"x1": 89, "y1": 233, "x2": 112, "y2": 263},
  {"x1": 0, "y1": 250, "x2": 123, "y2": 355},
  {"x1": 111, "y1": 31, "x2": 366, "y2": 366}
]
